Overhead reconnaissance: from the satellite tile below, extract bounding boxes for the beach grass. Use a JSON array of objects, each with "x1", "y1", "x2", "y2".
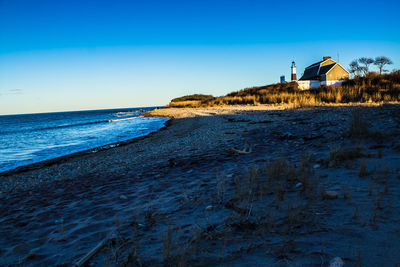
[{"x1": 168, "y1": 71, "x2": 400, "y2": 108}]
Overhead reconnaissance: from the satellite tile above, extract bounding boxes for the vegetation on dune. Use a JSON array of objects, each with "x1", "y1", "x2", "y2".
[
  {"x1": 168, "y1": 94, "x2": 215, "y2": 108},
  {"x1": 168, "y1": 70, "x2": 400, "y2": 108},
  {"x1": 170, "y1": 94, "x2": 215, "y2": 102}
]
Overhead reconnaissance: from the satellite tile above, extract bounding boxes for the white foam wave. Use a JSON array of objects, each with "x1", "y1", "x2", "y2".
[{"x1": 108, "y1": 117, "x2": 137, "y2": 122}]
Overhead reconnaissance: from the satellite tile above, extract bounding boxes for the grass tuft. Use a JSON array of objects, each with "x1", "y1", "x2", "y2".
[
  {"x1": 359, "y1": 160, "x2": 368, "y2": 177},
  {"x1": 348, "y1": 110, "x2": 370, "y2": 137},
  {"x1": 329, "y1": 144, "x2": 365, "y2": 166}
]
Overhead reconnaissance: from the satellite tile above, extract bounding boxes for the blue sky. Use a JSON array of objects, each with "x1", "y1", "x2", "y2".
[{"x1": 1, "y1": 0, "x2": 400, "y2": 114}]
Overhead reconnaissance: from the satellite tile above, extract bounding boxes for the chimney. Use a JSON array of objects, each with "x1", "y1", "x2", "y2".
[
  {"x1": 323, "y1": 56, "x2": 331, "y2": 61},
  {"x1": 291, "y1": 61, "x2": 297, "y2": 81}
]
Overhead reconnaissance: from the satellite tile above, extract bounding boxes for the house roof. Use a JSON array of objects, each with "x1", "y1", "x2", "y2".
[
  {"x1": 299, "y1": 60, "x2": 337, "y2": 81},
  {"x1": 299, "y1": 65, "x2": 320, "y2": 80},
  {"x1": 319, "y1": 63, "x2": 336, "y2": 75},
  {"x1": 305, "y1": 60, "x2": 323, "y2": 69}
]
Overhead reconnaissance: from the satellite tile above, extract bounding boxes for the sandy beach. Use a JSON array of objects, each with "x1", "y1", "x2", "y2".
[{"x1": 1, "y1": 104, "x2": 400, "y2": 266}]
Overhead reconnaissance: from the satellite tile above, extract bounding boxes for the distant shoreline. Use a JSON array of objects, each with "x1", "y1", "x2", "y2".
[
  {"x1": 0, "y1": 106, "x2": 156, "y2": 117},
  {"x1": 145, "y1": 101, "x2": 394, "y2": 118}
]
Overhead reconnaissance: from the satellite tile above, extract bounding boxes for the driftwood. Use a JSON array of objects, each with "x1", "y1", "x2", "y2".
[
  {"x1": 227, "y1": 140, "x2": 252, "y2": 155},
  {"x1": 74, "y1": 230, "x2": 115, "y2": 267}
]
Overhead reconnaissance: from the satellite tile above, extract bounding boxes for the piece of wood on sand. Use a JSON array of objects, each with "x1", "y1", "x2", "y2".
[
  {"x1": 74, "y1": 230, "x2": 115, "y2": 267},
  {"x1": 227, "y1": 140, "x2": 252, "y2": 154}
]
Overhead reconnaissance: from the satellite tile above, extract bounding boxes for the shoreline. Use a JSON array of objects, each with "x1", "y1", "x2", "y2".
[
  {"x1": 0, "y1": 117, "x2": 172, "y2": 177},
  {"x1": 0, "y1": 105, "x2": 287, "y2": 178},
  {"x1": 0, "y1": 104, "x2": 304, "y2": 177}
]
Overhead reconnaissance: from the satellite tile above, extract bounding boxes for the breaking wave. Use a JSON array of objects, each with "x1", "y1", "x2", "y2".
[{"x1": 1, "y1": 117, "x2": 139, "y2": 135}]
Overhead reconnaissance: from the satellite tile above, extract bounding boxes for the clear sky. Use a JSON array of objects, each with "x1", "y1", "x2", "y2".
[{"x1": 1, "y1": 0, "x2": 400, "y2": 115}]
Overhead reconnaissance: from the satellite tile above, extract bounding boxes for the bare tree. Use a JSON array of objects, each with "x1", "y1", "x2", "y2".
[
  {"x1": 374, "y1": 56, "x2": 393, "y2": 74},
  {"x1": 358, "y1": 57, "x2": 374, "y2": 75},
  {"x1": 349, "y1": 60, "x2": 363, "y2": 77}
]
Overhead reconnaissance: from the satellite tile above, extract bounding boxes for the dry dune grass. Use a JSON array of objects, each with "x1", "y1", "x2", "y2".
[
  {"x1": 168, "y1": 100, "x2": 203, "y2": 108},
  {"x1": 169, "y1": 71, "x2": 400, "y2": 108}
]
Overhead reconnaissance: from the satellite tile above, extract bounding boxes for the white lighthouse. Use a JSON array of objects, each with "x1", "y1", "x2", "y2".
[{"x1": 291, "y1": 61, "x2": 297, "y2": 81}]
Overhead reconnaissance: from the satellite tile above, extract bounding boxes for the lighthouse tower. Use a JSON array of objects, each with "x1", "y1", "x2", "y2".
[{"x1": 291, "y1": 61, "x2": 297, "y2": 81}]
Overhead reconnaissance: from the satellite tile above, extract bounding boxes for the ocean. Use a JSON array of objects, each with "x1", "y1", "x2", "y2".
[{"x1": 0, "y1": 107, "x2": 168, "y2": 173}]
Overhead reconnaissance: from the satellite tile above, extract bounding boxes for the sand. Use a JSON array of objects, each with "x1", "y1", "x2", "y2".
[{"x1": 1, "y1": 104, "x2": 400, "y2": 266}]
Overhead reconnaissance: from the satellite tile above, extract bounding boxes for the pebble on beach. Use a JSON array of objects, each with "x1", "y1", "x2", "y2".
[{"x1": 324, "y1": 191, "x2": 339, "y2": 200}]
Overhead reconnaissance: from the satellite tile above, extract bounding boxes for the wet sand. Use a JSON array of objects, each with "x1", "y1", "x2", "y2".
[{"x1": 1, "y1": 104, "x2": 400, "y2": 266}]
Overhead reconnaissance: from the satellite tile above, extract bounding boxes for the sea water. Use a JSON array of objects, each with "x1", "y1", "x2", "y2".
[{"x1": 0, "y1": 107, "x2": 168, "y2": 173}]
